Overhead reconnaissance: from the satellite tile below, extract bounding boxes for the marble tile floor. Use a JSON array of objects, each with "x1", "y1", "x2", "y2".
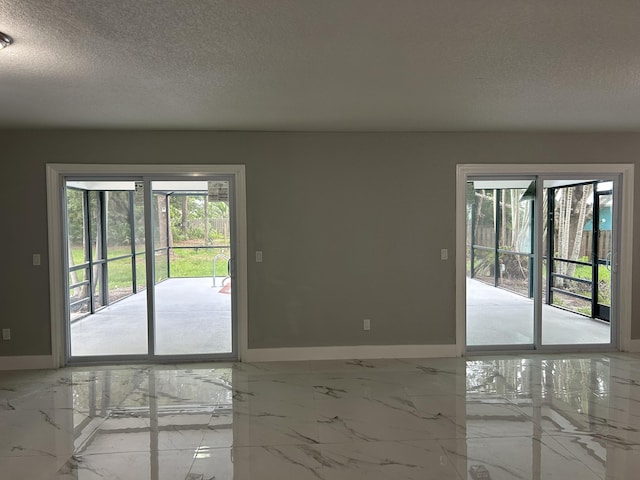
[{"x1": 2, "y1": 353, "x2": 640, "y2": 479}]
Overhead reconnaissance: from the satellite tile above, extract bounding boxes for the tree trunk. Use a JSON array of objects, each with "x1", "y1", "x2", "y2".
[
  {"x1": 71, "y1": 193, "x2": 86, "y2": 297},
  {"x1": 92, "y1": 197, "x2": 103, "y2": 304},
  {"x1": 181, "y1": 196, "x2": 188, "y2": 233},
  {"x1": 557, "y1": 188, "x2": 574, "y2": 281},
  {"x1": 500, "y1": 195, "x2": 507, "y2": 248},
  {"x1": 566, "y1": 184, "x2": 592, "y2": 278},
  {"x1": 474, "y1": 193, "x2": 484, "y2": 244},
  {"x1": 204, "y1": 198, "x2": 209, "y2": 246},
  {"x1": 157, "y1": 195, "x2": 168, "y2": 248},
  {"x1": 167, "y1": 196, "x2": 174, "y2": 247}
]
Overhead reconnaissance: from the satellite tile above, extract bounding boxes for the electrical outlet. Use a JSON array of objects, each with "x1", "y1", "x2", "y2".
[
  {"x1": 363, "y1": 319, "x2": 371, "y2": 331},
  {"x1": 2, "y1": 328, "x2": 10, "y2": 341}
]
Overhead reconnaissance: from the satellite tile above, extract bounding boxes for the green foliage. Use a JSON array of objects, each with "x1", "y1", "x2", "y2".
[
  {"x1": 66, "y1": 188, "x2": 85, "y2": 245},
  {"x1": 553, "y1": 296, "x2": 566, "y2": 307},
  {"x1": 573, "y1": 261, "x2": 611, "y2": 305},
  {"x1": 577, "y1": 305, "x2": 592, "y2": 315},
  {"x1": 67, "y1": 190, "x2": 231, "y2": 308},
  {"x1": 169, "y1": 195, "x2": 229, "y2": 244},
  {"x1": 106, "y1": 191, "x2": 133, "y2": 246}
]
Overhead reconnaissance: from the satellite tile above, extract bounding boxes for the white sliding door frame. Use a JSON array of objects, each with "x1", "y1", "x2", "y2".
[
  {"x1": 46, "y1": 164, "x2": 248, "y2": 367},
  {"x1": 456, "y1": 164, "x2": 634, "y2": 356}
]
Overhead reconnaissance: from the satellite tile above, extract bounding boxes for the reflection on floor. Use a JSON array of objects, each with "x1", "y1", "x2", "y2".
[
  {"x1": 70, "y1": 277, "x2": 232, "y2": 356},
  {"x1": 2, "y1": 353, "x2": 640, "y2": 479},
  {"x1": 467, "y1": 278, "x2": 610, "y2": 346}
]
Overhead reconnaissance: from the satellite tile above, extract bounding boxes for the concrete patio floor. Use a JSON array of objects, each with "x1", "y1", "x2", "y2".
[
  {"x1": 70, "y1": 276, "x2": 609, "y2": 357},
  {"x1": 467, "y1": 278, "x2": 611, "y2": 346},
  {"x1": 70, "y1": 277, "x2": 232, "y2": 357}
]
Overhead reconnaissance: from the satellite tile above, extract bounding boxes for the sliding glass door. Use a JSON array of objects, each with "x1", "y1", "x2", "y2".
[
  {"x1": 541, "y1": 180, "x2": 612, "y2": 346},
  {"x1": 66, "y1": 181, "x2": 149, "y2": 356},
  {"x1": 152, "y1": 180, "x2": 234, "y2": 356},
  {"x1": 64, "y1": 176, "x2": 236, "y2": 362},
  {"x1": 466, "y1": 179, "x2": 535, "y2": 347},
  {"x1": 466, "y1": 176, "x2": 617, "y2": 351}
]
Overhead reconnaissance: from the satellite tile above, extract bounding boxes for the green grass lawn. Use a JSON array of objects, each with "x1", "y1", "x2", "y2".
[
  {"x1": 69, "y1": 245, "x2": 230, "y2": 293},
  {"x1": 573, "y1": 262, "x2": 611, "y2": 284},
  {"x1": 170, "y1": 247, "x2": 230, "y2": 277}
]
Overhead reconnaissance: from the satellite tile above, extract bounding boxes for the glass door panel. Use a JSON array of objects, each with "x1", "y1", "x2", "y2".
[
  {"x1": 133, "y1": 189, "x2": 147, "y2": 293},
  {"x1": 67, "y1": 187, "x2": 91, "y2": 321},
  {"x1": 152, "y1": 179, "x2": 234, "y2": 356},
  {"x1": 466, "y1": 180, "x2": 534, "y2": 347},
  {"x1": 89, "y1": 191, "x2": 106, "y2": 309},
  {"x1": 465, "y1": 173, "x2": 618, "y2": 352},
  {"x1": 594, "y1": 187, "x2": 613, "y2": 321},
  {"x1": 66, "y1": 180, "x2": 149, "y2": 357},
  {"x1": 542, "y1": 181, "x2": 611, "y2": 346},
  {"x1": 153, "y1": 192, "x2": 169, "y2": 283}
]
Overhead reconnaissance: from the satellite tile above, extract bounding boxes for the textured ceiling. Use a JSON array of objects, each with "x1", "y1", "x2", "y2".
[{"x1": 1, "y1": 1, "x2": 640, "y2": 131}]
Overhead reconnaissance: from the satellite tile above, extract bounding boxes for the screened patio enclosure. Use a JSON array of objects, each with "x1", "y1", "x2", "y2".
[
  {"x1": 65, "y1": 179, "x2": 234, "y2": 360},
  {"x1": 466, "y1": 179, "x2": 614, "y2": 349}
]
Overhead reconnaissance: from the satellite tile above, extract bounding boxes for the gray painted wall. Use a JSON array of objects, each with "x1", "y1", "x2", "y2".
[{"x1": 1, "y1": 131, "x2": 638, "y2": 356}]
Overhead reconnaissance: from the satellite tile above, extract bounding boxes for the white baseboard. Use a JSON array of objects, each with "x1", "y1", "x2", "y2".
[
  {"x1": 243, "y1": 344, "x2": 458, "y2": 363},
  {"x1": 623, "y1": 339, "x2": 640, "y2": 353},
  {"x1": 0, "y1": 355, "x2": 56, "y2": 371}
]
